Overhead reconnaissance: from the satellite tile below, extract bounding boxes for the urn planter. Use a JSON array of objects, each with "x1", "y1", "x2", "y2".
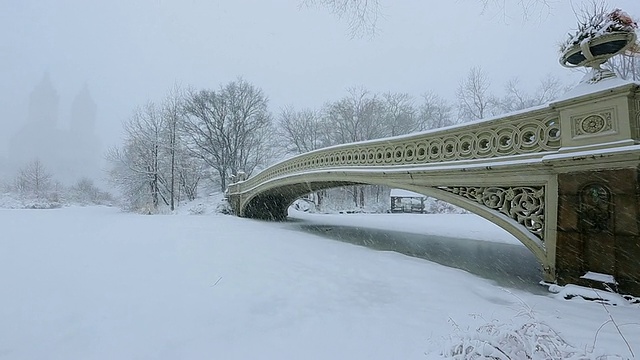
[{"x1": 560, "y1": 31, "x2": 637, "y2": 70}]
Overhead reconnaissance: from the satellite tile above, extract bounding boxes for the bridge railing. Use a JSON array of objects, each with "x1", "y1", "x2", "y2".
[{"x1": 229, "y1": 105, "x2": 561, "y2": 193}]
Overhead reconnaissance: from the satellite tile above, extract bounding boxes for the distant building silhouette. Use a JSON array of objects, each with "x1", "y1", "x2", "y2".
[
  {"x1": 70, "y1": 83, "x2": 97, "y2": 136},
  {"x1": 27, "y1": 72, "x2": 59, "y2": 129},
  {"x1": 8, "y1": 73, "x2": 102, "y2": 183}
]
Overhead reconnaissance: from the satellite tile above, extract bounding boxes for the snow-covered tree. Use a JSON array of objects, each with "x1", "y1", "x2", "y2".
[
  {"x1": 107, "y1": 102, "x2": 168, "y2": 211},
  {"x1": 107, "y1": 86, "x2": 210, "y2": 212},
  {"x1": 14, "y1": 159, "x2": 53, "y2": 200},
  {"x1": 68, "y1": 177, "x2": 113, "y2": 205}
]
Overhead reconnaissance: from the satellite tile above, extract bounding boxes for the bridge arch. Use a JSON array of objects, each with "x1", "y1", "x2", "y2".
[
  {"x1": 236, "y1": 172, "x2": 550, "y2": 269},
  {"x1": 380, "y1": 184, "x2": 547, "y2": 266}
]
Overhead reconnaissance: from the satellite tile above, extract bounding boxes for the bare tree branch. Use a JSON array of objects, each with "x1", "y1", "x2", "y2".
[
  {"x1": 456, "y1": 66, "x2": 494, "y2": 121},
  {"x1": 302, "y1": 0, "x2": 553, "y2": 37},
  {"x1": 301, "y1": 0, "x2": 380, "y2": 37}
]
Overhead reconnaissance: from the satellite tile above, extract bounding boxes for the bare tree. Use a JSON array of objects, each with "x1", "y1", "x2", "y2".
[
  {"x1": 277, "y1": 106, "x2": 334, "y2": 208},
  {"x1": 380, "y1": 92, "x2": 418, "y2": 136},
  {"x1": 161, "y1": 86, "x2": 185, "y2": 211},
  {"x1": 182, "y1": 78, "x2": 274, "y2": 191},
  {"x1": 277, "y1": 106, "x2": 328, "y2": 154},
  {"x1": 325, "y1": 87, "x2": 385, "y2": 144},
  {"x1": 176, "y1": 152, "x2": 204, "y2": 202},
  {"x1": 496, "y1": 74, "x2": 564, "y2": 113},
  {"x1": 15, "y1": 159, "x2": 53, "y2": 200},
  {"x1": 605, "y1": 53, "x2": 640, "y2": 81},
  {"x1": 456, "y1": 66, "x2": 494, "y2": 121},
  {"x1": 324, "y1": 87, "x2": 386, "y2": 208},
  {"x1": 418, "y1": 91, "x2": 455, "y2": 130}
]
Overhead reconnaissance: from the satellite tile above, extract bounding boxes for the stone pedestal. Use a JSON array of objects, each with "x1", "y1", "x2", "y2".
[{"x1": 556, "y1": 168, "x2": 640, "y2": 295}]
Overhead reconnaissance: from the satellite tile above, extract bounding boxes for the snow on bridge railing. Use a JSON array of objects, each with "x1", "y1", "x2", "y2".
[{"x1": 229, "y1": 105, "x2": 561, "y2": 193}]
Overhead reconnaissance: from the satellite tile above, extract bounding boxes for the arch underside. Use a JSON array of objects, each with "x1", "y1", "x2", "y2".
[
  {"x1": 242, "y1": 180, "x2": 360, "y2": 220},
  {"x1": 238, "y1": 173, "x2": 549, "y2": 267}
]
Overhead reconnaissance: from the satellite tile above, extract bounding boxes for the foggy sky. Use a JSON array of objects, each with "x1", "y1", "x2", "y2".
[{"x1": 1, "y1": 0, "x2": 638, "y2": 159}]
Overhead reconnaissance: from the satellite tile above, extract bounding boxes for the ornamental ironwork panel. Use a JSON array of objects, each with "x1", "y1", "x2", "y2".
[{"x1": 438, "y1": 186, "x2": 545, "y2": 241}]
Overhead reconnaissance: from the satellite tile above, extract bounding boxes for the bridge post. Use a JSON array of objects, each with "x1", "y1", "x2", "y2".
[
  {"x1": 556, "y1": 169, "x2": 640, "y2": 295},
  {"x1": 551, "y1": 82, "x2": 640, "y2": 295}
]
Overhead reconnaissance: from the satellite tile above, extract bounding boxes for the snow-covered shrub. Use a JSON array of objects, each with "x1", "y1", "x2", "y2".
[
  {"x1": 67, "y1": 177, "x2": 114, "y2": 206},
  {"x1": 0, "y1": 192, "x2": 24, "y2": 209},
  {"x1": 188, "y1": 203, "x2": 206, "y2": 215},
  {"x1": 292, "y1": 199, "x2": 313, "y2": 212},
  {"x1": 441, "y1": 317, "x2": 622, "y2": 359},
  {"x1": 215, "y1": 198, "x2": 232, "y2": 214},
  {"x1": 23, "y1": 199, "x2": 63, "y2": 209}
]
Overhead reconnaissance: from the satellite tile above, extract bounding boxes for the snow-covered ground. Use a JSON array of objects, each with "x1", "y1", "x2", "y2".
[{"x1": 0, "y1": 206, "x2": 638, "y2": 359}]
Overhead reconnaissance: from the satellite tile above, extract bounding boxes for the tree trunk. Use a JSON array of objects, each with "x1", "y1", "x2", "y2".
[{"x1": 170, "y1": 126, "x2": 176, "y2": 211}]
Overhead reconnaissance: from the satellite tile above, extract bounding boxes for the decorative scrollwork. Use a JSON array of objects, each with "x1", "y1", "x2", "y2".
[{"x1": 438, "y1": 186, "x2": 545, "y2": 241}]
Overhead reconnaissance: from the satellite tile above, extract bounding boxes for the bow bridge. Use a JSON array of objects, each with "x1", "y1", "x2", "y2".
[{"x1": 227, "y1": 81, "x2": 640, "y2": 296}]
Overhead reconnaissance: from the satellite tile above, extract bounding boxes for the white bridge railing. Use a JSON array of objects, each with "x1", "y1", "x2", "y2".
[{"x1": 229, "y1": 105, "x2": 561, "y2": 194}]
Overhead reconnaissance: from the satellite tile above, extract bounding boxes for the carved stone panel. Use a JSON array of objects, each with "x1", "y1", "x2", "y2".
[
  {"x1": 571, "y1": 108, "x2": 616, "y2": 139},
  {"x1": 438, "y1": 186, "x2": 545, "y2": 241}
]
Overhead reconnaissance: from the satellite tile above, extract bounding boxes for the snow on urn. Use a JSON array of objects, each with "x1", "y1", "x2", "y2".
[{"x1": 560, "y1": 7, "x2": 638, "y2": 82}]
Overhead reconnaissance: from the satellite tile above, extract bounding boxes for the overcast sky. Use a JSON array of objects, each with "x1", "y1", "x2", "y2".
[{"x1": 1, "y1": 0, "x2": 638, "y2": 157}]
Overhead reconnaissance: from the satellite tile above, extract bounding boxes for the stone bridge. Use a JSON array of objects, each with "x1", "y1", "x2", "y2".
[{"x1": 227, "y1": 81, "x2": 640, "y2": 296}]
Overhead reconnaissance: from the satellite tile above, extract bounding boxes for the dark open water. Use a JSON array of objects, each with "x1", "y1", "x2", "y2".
[{"x1": 283, "y1": 220, "x2": 547, "y2": 294}]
